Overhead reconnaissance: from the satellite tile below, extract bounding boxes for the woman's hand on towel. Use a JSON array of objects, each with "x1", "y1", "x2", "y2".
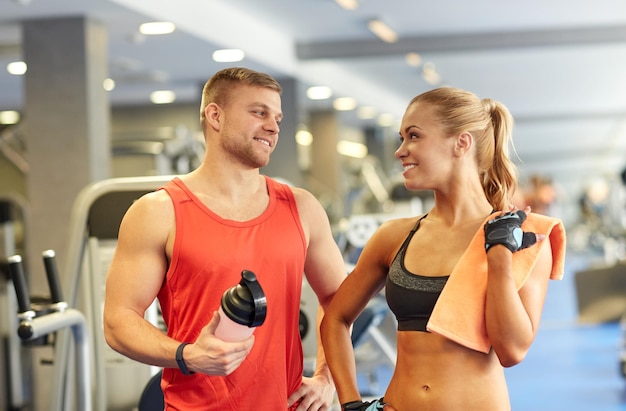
[{"x1": 484, "y1": 208, "x2": 544, "y2": 253}]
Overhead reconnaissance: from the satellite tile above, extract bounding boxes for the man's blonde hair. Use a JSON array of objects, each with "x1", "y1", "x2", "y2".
[{"x1": 199, "y1": 67, "x2": 282, "y2": 128}]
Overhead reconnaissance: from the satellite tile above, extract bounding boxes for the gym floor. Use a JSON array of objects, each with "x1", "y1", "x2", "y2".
[{"x1": 353, "y1": 252, "x2": 626, "y2": 411}]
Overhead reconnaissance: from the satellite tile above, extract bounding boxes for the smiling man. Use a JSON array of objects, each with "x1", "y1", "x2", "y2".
[{"x1": 103, "y1": 67, "x2": 346, "y2": 410}]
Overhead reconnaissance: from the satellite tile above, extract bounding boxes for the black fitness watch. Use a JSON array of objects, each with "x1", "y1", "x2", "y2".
[{"x1": 176, "y1": 342, "x2": 195, "y2": 375}]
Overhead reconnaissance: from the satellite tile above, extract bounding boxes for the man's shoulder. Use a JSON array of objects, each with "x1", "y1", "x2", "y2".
[{"x1": 126, "y1": 189, "x2": 174, "y2": 219}]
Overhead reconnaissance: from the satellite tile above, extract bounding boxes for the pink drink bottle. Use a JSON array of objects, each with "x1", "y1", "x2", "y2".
[{"x1": 215, "y1": 270, "x2": 267, "y2": 342}]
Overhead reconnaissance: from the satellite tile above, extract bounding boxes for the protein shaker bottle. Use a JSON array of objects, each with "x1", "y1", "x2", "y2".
[{"x1": 214, "y1": 270, "x2": 267, "y2": 342}]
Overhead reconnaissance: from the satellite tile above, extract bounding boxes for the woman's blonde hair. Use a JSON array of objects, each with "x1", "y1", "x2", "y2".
[{"x1": 410, "y1": 87, "x2": 517, "y2": 210}]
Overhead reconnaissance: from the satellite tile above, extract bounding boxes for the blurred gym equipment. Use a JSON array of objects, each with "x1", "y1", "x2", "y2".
[
  {"x1": 112, "y1": 125, "x2": 204, "y2": 178},
  {"x1": 60, "y1": 176, "x2": 172, "y2": 411},
  {"x1": 8, "y1": 251, "x2": 91, "y2": 410},
  {"x1": 0, "y1": 196, "x2": 30, "y2": 409},
  {"x1": 575, "y1": 262, "x2": 626, "y2": 324}
]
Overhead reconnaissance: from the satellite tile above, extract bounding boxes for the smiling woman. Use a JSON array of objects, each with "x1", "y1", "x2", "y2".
[{"x1": 321, "y1": 86, "x2": 566, "y2": 411}]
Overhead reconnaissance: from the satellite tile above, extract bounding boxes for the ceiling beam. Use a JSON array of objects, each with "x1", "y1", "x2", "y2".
[
  {"x1": 296, "y1": 24, "x2": 626, "y2": 59},
  {"x1": 515, "y1": 110, "x2": 626, "y2": 123},
  {"x1": 515, "y1": 147, "x2": 626, "y2": 164}
]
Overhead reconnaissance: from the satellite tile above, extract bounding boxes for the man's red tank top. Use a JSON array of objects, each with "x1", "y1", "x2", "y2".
[{"x1": 157, "y1": 176, "x2": 307, "y2": 410}]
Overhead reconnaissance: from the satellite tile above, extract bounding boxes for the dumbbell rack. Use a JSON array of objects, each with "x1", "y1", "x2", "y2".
[{"x1": 7, "y1": 250, "x2": 91, "y2": 411}]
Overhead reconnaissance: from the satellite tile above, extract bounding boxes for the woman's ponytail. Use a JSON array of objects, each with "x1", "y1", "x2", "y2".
[{"x1": 481, "y1": 99, "x2": 517, "y2": 211}]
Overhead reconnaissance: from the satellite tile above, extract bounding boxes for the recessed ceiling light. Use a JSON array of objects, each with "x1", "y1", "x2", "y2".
[
  {"x1": 357, "y1": 106, "x2": 376, "y2": 120},
  {"x1": 368, "y1": 19, "x2": 397, "y2": 43},
  {"x1": 102, "y1": 78, "x2": 115, "y2": 91},
  {"x1": 139, "y1": 22, "x2": 176, "y2": 35},
  {"x1": 405, "y1": 52, "x2": 422, "y2": 67},
  {"x1": 335, "y1": 0, "x2": 358, "y2": 10},
  {"x1": 333, "y1": 97, "x2": 357, "y2": 111},
  {"x1": 212, "y1": 49, "x2": 245, "y2": 63},
  {"x1": 0, "y1": 110, "x2": 20, "y2": 124},
  {"x1": 377, "y1": 113, "x2": 395, "y2": 128},
  {"x1": 7, "y1": 61, "x2": 27, "y2": 75},
  {"x1": 423, "y1": 62, "x2": 436, "y2": 72},
  {"x1": 336, "y1": 140, "x2": 368, "y2": 158},
  {"x1": 150, "y1": 90, "x2": 176, "y2": 104},
  {"x1": 423, "y1": 71, "x2": 441, "y2": 85},
  {"x1": 306, "y1": 86, "x2": 333, "y2": 100},
  {"x1": 422, "y1": 62, "x2": 441, "y2": 85},
  {"x1": 295, "y1": 130, "x2": 313, "y2": 146}
]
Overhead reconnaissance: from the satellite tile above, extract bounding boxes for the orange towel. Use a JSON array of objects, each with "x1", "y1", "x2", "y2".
[{"x1": 426, "y1": 212, "x2": 566, "y2": 354}]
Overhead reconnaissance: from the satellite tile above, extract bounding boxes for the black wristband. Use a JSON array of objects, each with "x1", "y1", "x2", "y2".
[
  {"x1": 175, "y1": 342, "x2": 195, "y2": 375},
  {"x1": 342, "y1": 400, "x2": 372, "y2": 410}
]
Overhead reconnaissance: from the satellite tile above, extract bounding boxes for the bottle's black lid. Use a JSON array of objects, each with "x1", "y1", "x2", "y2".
[{"x1": 221, "y1": 270, "x2": 267, "y2": 327}]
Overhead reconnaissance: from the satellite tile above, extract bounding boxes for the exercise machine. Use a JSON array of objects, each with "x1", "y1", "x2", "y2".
[
  {"x1": 7, "y1": 251, "x2": 90, "y2": 410},
  {"x1": 58, "y1": 176, "x2": 172, "y2": 411},
  {"x1": 0, "y1": 196, "x2": 30, "y2": 409},
  {"x1": 335, "y1": 213, "x2": 398, "y2": 396}
]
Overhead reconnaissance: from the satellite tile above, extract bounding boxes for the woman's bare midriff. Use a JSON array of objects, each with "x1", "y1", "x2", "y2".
[{"x1": 383, "y1": 331, "x2": 510, "y2": 411}]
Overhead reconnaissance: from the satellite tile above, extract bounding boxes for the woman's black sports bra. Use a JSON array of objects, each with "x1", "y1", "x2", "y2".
[{"x1": 385, "y1": 215, "x2": 449, "y2": 332}]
